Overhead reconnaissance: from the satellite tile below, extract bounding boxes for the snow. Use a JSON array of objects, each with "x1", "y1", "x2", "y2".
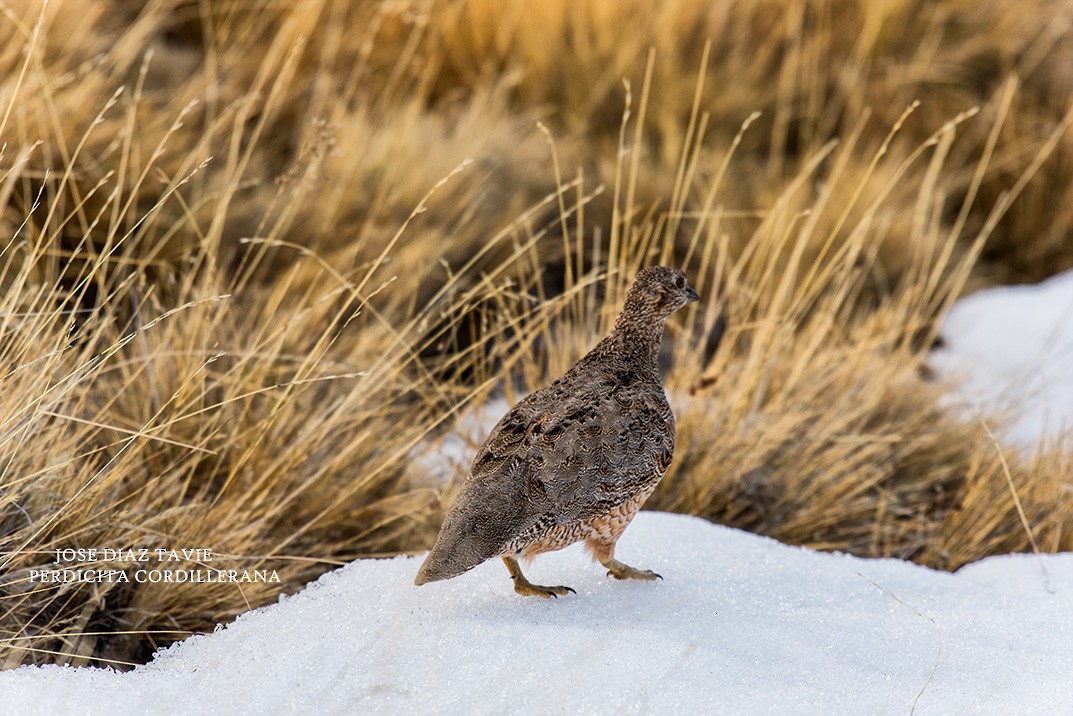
[
  {"x1": 929, "y1": 268, "x2": 1073, "y2": 450},
  {"x1": 2, "y1": 512, "x2": 1071, "y2": 715}
]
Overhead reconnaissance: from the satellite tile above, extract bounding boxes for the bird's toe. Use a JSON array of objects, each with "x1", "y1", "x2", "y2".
[
  {"x1": 513, "y1": 582, "x2": 576, "y2": 598},
  {"x1": 605, "y1": 560, "x2": 662, "y2": 582}
]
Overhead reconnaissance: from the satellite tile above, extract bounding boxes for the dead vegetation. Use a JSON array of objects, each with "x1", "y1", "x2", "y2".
[{"x1": 0, "y1": 0, "x2": 1071, "y2": 669}]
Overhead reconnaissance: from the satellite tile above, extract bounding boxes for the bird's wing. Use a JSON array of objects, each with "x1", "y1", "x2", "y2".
[{"x1": 531, "y1": 383, "x2": 674, "y2": 523}]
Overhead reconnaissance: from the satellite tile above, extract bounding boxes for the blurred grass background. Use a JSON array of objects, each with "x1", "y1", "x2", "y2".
[{"x1": 1, "y1": 0, "x2": 1072, "y2": 668}]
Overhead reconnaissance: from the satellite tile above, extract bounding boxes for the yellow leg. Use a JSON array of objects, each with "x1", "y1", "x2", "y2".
[
  {"x1": 588, "y1": 539, "x2": 661, "y2": 581},
  {"x1": 502, "y1": 556, "x2": 575, "y2": 598},
  {"x1": 602, "y1": 557, "x2": 661, "y2": 581}
]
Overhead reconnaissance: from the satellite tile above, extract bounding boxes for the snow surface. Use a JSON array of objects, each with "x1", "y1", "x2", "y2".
[
  {"x1": 929, "y1": 268, "x2": 1073, "y2": 450},
  {"x1": 2, "y1": 512, "x2": 1071, "y2": 715}
]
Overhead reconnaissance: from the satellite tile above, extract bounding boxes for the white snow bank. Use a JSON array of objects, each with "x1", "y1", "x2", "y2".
[
  {"x1": 929, "y1": 268, "x2": 1073, "y2": 450},
  {"x1": 2, "y1": 512, "x2": 1070, "y2": 715}
]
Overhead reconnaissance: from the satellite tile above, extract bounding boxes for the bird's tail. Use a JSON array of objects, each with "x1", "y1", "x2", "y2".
[
  {"x1": 414, "y1": 544, "x2": 472, "y2": 585},
  {"x1": 413, "y1": 552, "x2": 444, "y2": 586},
  {"x1": 414, "y1": 519, "x2": 497, "y2": 586}
]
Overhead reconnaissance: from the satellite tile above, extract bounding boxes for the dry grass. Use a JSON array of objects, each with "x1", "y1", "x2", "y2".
[{"x1": 0, "y1": 0, "x2": 1072, "y2": 669}]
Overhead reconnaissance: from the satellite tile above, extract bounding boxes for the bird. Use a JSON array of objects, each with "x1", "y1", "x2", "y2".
[{"x1": 415, "y1": 266, "x2": 699, "y2": 597}]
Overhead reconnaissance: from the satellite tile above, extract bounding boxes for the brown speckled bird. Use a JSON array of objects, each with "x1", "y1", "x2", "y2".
[{"x1": 415, "y1": 266, "x2": 699, "y2": 597}]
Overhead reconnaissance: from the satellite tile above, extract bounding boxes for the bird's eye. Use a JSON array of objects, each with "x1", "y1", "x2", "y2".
[{"x1": 675, "y1": 275, "x2": 685, "y2": 289}]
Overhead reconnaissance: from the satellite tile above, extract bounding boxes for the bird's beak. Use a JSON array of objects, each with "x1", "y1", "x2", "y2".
[{"x1": 686, "y1": 287, "x2": 699, "y2": 303}]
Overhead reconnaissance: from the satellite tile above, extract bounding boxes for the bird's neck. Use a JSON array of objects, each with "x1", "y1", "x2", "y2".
[{"x1": 598, "y1": 310, "x2": 666, "y2": 379}]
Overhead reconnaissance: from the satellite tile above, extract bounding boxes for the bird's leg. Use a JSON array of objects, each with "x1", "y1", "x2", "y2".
[
  {"x1": 502, "y1": 556, "x2": 575, "y2": 598},
  {"x1": 603, "y1": 558, "x2": 661, "y2": 581},
  {"x1": 588, "y1": 539, "x2": 662, "y2": 581}
]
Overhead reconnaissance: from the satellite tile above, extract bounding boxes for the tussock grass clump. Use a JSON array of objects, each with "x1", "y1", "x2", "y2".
[{"x1": 0, "y1": 0, "x2": 1071, "y2": 669}]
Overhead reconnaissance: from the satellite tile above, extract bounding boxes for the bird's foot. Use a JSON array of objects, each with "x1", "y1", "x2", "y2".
[
  {"x1": 502, "y1": 556, "x2": 575, "y2": 598},
  {"x1": 512, "y1": 580, "x2": 576, "y2": 598},
  {"x1": 603, "y1": 558, "x2": 662, "y2": 581}
]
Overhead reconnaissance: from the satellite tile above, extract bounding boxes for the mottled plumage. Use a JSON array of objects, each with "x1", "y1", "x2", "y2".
[{"x1": 415, "y1": 266, "x2": 699, "y2": 597}]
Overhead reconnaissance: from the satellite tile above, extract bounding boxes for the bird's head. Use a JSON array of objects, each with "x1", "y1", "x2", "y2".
[{"x1": 621, "y1": 266, "x2": 700, "y2": 323}]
